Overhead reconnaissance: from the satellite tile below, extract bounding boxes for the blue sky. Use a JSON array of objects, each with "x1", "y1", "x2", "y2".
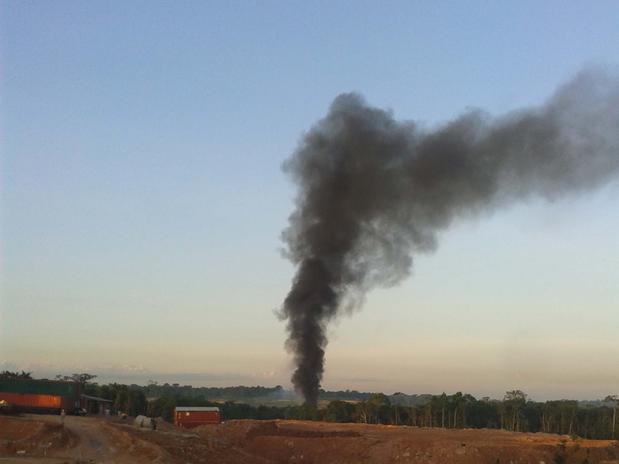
[{"x1": 1, "y1": 1, "x2": 618, "y2": 400}]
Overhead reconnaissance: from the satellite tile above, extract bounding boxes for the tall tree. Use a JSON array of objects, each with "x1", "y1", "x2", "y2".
[
  {"x1": 439, "y1": 393, "x2": 448, "y2": 428},
  {"x1": 504, "y1": 390, "x2": 527, "y2": 431},
  {"x1": 604, "y1": 395, "x2": 618, "y2": 438},
  {"x1": 55, "y1": 373, "x2": 97, "y2": 387}
]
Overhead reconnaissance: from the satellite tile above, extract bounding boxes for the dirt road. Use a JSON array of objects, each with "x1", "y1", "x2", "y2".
[{"x1": 0, "y1": 414, "x2": 161, "y2": 463}]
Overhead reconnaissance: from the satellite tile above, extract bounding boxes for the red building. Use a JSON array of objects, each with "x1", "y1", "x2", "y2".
[{"x1": 174, "y1": 406, "x2": 220, "y2": 428}]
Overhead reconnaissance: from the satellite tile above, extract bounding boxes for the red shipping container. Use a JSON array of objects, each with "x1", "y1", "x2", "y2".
[{"x1": 174, "y1": 406, "x2": 220, "y2": 428}]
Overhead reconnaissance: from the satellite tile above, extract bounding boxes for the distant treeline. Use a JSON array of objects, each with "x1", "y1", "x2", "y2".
[
  {"x1": 143, "y1": 390, "x2": 617, "y2": 440},
  {"x1": 131, "y1": 381, "x2": 431, "y2": 405},
  {"x1": 6, "y1": 372, "x2": 612, "y2": 441},
  {"x1": 77, "y1": 379, "x2": 619, "y2": 441},
  {"x1": 137, "y1": 383, "x2": 288, "y2": 401}
]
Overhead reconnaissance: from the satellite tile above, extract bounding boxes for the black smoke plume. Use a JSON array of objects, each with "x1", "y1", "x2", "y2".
[{"x1": 281, "y1": 69, "x2": 619, "y2": 405}]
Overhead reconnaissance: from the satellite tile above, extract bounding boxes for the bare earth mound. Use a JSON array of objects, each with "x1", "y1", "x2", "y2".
[
  {"x1": 0, "y1": 415, "x2": 75, "y2": 457},
  {"x1": 0, "y1": 414, "x2": 161, "y2": 463},
  {"x1": 2, "y1": 415, "x2": 619, "y2": 463},
  {"x1": 194, "y1": 420, "x2": 619, "y2": 464}
]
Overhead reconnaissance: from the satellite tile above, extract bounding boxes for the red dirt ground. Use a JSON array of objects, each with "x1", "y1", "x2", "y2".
[{"x1": 2, "y1": 415, "x2": 619, "y2": 463}]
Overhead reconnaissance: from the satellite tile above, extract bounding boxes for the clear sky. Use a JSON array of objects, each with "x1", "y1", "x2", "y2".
[{"x1": 1, "y1": 1, "x2": 618, "y2": 400}]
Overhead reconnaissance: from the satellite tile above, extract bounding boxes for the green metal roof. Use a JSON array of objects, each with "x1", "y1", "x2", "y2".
[{"x1": 0, "y1": 379, "x2": 78, "y2": 397}]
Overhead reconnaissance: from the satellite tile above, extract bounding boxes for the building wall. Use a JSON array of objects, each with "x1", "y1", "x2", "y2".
[
  {"x1": 0, "y1": 392, "x2": 62, "y2": 410},
  {"x1": 0, "y1": 380, "x2": 80, "y2": 412}
]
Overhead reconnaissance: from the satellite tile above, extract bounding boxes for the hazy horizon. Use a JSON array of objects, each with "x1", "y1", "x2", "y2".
[
  {"x1": 2, "y1": 358, "x2": 617, "y2": 403},
  {"x1": 2, "y1": 1, "x2": 618, "y2": 402}
]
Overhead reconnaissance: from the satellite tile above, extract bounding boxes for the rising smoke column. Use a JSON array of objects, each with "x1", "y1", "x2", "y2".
[{"x1": 281, "y1": 69, "x2": 619, "y2": 405}]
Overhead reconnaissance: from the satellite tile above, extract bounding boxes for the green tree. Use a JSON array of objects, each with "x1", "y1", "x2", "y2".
[
  {"x1": 113, "y1": 385, "x2": 130, "y2": 412},
  {"x1": 604, "y1": 395, "x2": 618, "y2": 438},
  {"x1": 450, "y1": 392, "x2": 464, "y2": 428},
  {"x1": 0, "y1": 370, "x2": 32, "y2": 379},
  {"x1": 147, "y1": 396, "x2": 177, "y2": 421},
  {"x1": 438, "y1": 393, "x2": 448, "y2": 427},
  {"x1": 504, "y1": 390, "x2": 527, "y2": 431},
  {"x1": 324, "y1": 400, "x2": 355, "y2": 423},
  {"x1": 128, "y1": 389, "x2": 147, "y2": 416},
  {"x1": 55, "y1": 373, "x2": 97, "y2": 388},
  {"x1": 365, "y1": 393, "x2": 391, "y2": 424}
]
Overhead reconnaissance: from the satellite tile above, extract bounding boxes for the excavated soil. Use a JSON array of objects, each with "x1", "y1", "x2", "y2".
[
  {"x1": 2, "y1": 415, "x2": 619, "y2": 463},
  {"x1": 0, "y1": 414, "x2": 160, "y2": 463},
  {"x1": 0, "y1": 415, "x2": 75, "y2": 457},
  {"x1": 194, "y1": 420, "x2": 619, "y2": 464}
]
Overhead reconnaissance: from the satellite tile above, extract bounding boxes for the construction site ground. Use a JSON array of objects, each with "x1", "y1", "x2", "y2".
[{"x1": 1, "y1": 413, "x2": 619, "y2": 463}]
